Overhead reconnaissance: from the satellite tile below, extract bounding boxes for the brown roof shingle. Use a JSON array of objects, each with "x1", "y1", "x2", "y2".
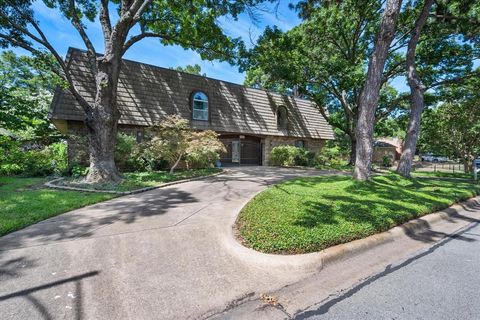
[{"x1": 50, "y1": 48, "x2": 334, "y2": 140}]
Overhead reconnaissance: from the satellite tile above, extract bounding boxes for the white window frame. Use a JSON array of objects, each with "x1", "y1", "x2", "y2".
[{"x1": 192, "y1": 91, "x2": 209, "y2": 121}]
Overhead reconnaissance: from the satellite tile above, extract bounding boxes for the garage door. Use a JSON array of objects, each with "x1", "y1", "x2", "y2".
[{"x1": 219, "y1": 136, "x2": 262, "y2": 166}]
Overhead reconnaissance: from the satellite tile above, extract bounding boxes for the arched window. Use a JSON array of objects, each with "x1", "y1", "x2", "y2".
[
  {"x1": 192, "y1": 91, "x2": 209, "y2": 121},
  {"x1": 277, "y1": 106, "x2": 288, "y2": 129}
]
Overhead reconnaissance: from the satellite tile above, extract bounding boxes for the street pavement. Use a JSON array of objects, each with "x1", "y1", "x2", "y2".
[{"x1": 294, "y1": 220, "x2": 480, "y2": 320}]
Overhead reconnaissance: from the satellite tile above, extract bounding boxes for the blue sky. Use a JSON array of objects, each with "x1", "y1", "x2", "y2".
[{"x1": 5, "y1": 0, "x2": 411, "y2": 92}]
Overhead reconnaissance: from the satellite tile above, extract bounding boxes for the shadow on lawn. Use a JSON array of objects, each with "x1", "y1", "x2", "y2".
[{"x1": 290, "y1": 174, "x2": 480, "y2": 244}]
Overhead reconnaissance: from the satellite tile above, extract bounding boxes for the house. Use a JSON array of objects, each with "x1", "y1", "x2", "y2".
[
  {"x1": 373, "y1": 138, "x2": 403, "y2": 164},
  {"x1": 49, "y1": 48, "x2": 334, "y2": 166}
]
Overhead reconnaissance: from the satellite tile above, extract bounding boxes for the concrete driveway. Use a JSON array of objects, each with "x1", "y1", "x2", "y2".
[{"x1": 0, "y1": 167, "x2": 330, "y2": 320}]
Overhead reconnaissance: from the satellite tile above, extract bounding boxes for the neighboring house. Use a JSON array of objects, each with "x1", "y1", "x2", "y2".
[
  {"x1": 373, "y1": 138, "x2": 403, "y2": 163},
  {"x1": 49, "y1": 48, "x2": 334, "y2": 166}
]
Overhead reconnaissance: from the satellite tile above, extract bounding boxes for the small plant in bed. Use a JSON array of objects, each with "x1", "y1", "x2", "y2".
[
  {"x1": 236, "y1": 173, "x2": 480, "y2": 254},
  {"x1": 60, "y1": 168, "x2": 222, "y2": 192}
]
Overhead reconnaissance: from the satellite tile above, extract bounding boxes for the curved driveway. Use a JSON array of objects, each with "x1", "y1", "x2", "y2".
[{"x1": 0, "y1": 167, "x2": 330, "y2": 320}]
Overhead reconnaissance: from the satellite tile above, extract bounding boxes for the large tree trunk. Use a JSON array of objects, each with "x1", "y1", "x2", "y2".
[
  {"x1": 349, "y1": 135, "x2": 357, "y2": 166},
  {"x1": 84, "y1": 54, "x2": 122, "y2": 183},
  {"x1": 396, "y1": 0, "x2": 434, "y2": 178},
  {"x1": 353, "y1": 0, "x2": 403, "y2": 180}
]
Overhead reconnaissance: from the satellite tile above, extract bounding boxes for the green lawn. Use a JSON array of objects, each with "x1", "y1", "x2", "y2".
[
  {"x1": 0, "y1": 176, "x2": 115, "y2": 236},
  {"x1": 237, "y1": 173, "x2": 480, "y2": 254},
  {"x1": 60, "y1": 168, "x2": 222, "y2": 192}
]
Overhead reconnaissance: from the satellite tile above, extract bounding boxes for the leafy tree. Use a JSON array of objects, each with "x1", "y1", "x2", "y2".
[
  {"x1": 0, "y1": 51, "x2": 61, "y2": 140},
  {"x1": 353, "y1": 0, "x2": 403, "y2": 180},
  {"x1": 396, "y1": 0, "x2": 480, "y2": 177},
  {"x1": 419, "y1": 80, "x2": 480, "y2": 172},
  {"x1": 243, "y1": 0, "x2": 406, "y2": 165},
  {"x1": 145, "y1": 115, "x2": 224, "y2": 173},
  {"x1": 171, "y1": 64, "x2": 205, "y2": 76},
  {"x1": 185, "y1": 130, "x2": 225, "y2": 168},
  {"x1": 0, "y1": 0, "x2": 267, "y2": 183}
]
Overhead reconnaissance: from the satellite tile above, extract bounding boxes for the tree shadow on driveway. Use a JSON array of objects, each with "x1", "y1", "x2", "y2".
[{"x1": 0, "y1": 187, "x2": 198, "y2": 250}]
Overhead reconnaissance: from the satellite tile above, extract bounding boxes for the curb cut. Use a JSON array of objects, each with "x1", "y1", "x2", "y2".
[
  {"x1": 224, "y1": 195, "x2": 480, "y2": 274},
  {"x1": 44, "y1": 170, "x2": 225, "y2": 195}
]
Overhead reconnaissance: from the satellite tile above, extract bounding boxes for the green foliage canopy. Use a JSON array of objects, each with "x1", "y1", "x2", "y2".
[
  {"x1": 0, "y1": 51, "x2": 61, "y2": 138},
  {"x1": 419, "y1": 78, "x2": 480, "y2": 171}
]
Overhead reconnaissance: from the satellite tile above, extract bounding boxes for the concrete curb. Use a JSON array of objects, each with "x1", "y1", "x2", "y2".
[
  {"x1": 44, "y1": 170, "x2": 225, "y2": 195},
  {"x1": 224, "y1": 195, "x2": 480, "y2": 274}
]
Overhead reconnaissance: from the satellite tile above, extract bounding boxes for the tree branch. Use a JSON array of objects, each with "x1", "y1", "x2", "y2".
[
  {"x1": 122, "y1": 31, "x2": 234, "y2": 61},
  {"x1": 0, "y1": 10, "x2": 47, "y2": 47},
  {"x1": 0, "y1": 33, "x2": 43, "y2": 55},
  {"x1": 132, "y1": 0, "x2": 153, "y2": 23},
  {"x1": 123, "y1": 32, "x2": 173, "y2": 54},
  {"x1": 68, "y1": 0, "x2": 97, "y2": 74},
  {"x1": 99, "y1": 0, "x2": 112, "y2": 40},
  {"x1": 2, "y1": 3, "x2": 91, "y2": 113},
  {"x1": 427, "y1": 70, "x2": 480, "y2": 89},
  {"x1": 382, "y1": 58, "x2": 405, "y2": 84},
  {"x1": 430, "y1": 13, "x2": 480, "y2": 27}
]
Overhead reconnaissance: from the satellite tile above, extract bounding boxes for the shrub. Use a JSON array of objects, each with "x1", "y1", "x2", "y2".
[
  {"x1": 72, "y1": 165, "x2": 89, "y2": 178},
  {"x1": 145, "y1": 116, "x2": 225, "y2": 173},
  {"x1": 295, "y1": 148, "x2": 316, "y2": 166},
  {"x1": 135, "y1": 145, "x2": 170, "y2": 171},
  {"x1": 0, "y1": 163, "x2": 23, "y2": 175},
  {"x1": 0, "y1": 136, "x2": 25, "y2": 175},
  {"x1": 45, "y1": 142, "x2": 68, "y2": 174},
  {"x1": 23, "y1": 142, "x2": 68, "y2": 176},
  {"x1": 382, "y1": 155, "x2": 393, "y2": 167},
  {"x1": 186, "y1": 131, "x2": 225, "y2": 168},
  {"x1": 315, "y1": 146, "x2": 348, "y2": 168},
  {"x1": 115, "y1": 133, "x2": 138, "y2": 171},
  {"x1": 0, "y1": 136, "x2": 68, "y2": 176},
  {"x1": 270, "y1": 145, "x2": 302, "y2": 167},
  {"x1": 23, "y1": 150, "x2": 50, "y2": 176}
]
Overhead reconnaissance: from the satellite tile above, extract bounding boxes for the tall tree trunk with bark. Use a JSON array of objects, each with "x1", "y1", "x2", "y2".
[
  {"x1": 349, "y1": 136, "x2": 357, "y2": 166},
  {"x1": 397, "y1": 0, "x2": 434, "y2": 178},
  {"x1": 353, "y1": 0, "x2": 403, "y2": 180},
  {"x1": 84, "y1": 53, "x2": 123, "y2": 183}
]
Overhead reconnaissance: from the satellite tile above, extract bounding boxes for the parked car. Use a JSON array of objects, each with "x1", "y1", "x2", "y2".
[{"x1": 421, "y1": 154, "x2": 449, "y2": 162}]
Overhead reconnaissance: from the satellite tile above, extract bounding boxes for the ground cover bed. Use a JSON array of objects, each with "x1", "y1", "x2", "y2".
[{"x1": 237, "y1": 173, "x2": 480, "y2": 254}]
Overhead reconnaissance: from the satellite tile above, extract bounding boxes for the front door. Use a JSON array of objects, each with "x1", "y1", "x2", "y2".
[{"x1": 231, "y1": 140, "x2": 240, "y2": 163}]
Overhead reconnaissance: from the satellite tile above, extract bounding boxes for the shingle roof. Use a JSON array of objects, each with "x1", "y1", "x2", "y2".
[
  {"x1": 50, "y1": 48, "x2": 334, "y2": 140},
  {"x1": 375, "y1": 141, "x2": 397, "y2": 148}
]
